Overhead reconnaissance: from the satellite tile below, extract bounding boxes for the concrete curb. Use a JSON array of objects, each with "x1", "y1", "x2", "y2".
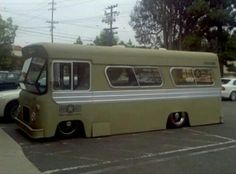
[{"x1": 0, "y1": 128, "x2": 41, "y2": 174}]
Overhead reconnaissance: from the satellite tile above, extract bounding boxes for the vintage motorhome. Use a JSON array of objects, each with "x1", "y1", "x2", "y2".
[{"x1": 15, "y1": 43, "x2": 222, "y2": 138}]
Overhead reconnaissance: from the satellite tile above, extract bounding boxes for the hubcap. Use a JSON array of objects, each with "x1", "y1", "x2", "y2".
[
  {"x1": 231, "y1": 92, "x2": 236, "y2": 101},
  {"x1": 58, "y1": 121, "x2": 77, "y2": 136},
  {"x1": 172, "y1": 112, "x2": 185, "y2": 126}
]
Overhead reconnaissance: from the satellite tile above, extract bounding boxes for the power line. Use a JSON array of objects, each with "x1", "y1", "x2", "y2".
[
  {"x1": 1, "y1": 2, "x2": 45, "y2": 5},
  {"x1": 56, "y1": 0, "x2": 97, "y2": 9},
  {"x1": 17, "y1": 31, "x2": 75, "y2": 42},
  {"x1": 22, "y1": 3, "x2": 50, "y2": 24},
  {"x1": 20, "y1": 26, "x2": 49, "y2": 29},
  {"x1": 17, "y1": 28, "x2": 94, "y2": 41},
  {"x1": 59, "y1": 22, "x2": 104, "y2": 30},
  {"x1": 59, "y1": 15, "x2": 104, "y2": 23},
  {"x1": 18, "y1": 24, "x2": 95, "y2": 39},
  {"x1": 17, "y1": 30, "x2": 93, "y2": 44},
  {"x1": 17, "y1": 29, "x2": 72, "y2": 39},
  {"x1": 1, "y1": 8, "x2": 48, "y2": 21}
]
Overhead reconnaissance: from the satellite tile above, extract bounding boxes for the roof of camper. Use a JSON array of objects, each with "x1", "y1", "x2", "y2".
[{"x1": 22, "y1": 42, "x2": 218, "y2": 66}]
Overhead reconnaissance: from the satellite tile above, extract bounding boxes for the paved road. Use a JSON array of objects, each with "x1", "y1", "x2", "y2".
[{"x1": 1, "y1": 101, "x2": 236, "y2": 174}]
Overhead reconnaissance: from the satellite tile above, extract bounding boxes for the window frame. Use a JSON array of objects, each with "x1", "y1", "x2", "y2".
[
  {"x1": 105, "y1": 65, "x2": 163, "y2": 89},
  {"x1": 52, "y1": 60, "x2": 91, "y2": 92}
]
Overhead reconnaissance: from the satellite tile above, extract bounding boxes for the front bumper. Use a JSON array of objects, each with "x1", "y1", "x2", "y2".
[{"x1": 15, "y1": 117, "x2": 44, "y2": 139}]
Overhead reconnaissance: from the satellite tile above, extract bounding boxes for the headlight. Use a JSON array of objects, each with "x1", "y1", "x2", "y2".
[
  {"x1": 31, "y1": 112, "x2": 36, "y2": 122},
  {"x1": 17, "y1": 105, "x2": 22, "y2": 115},
  {"x1": 36, "y1": 104, "x2": 40, "y2": 111},
  {"x1": 30, "y1": 104, "x2": 40, "y2": 122},
  {"x1": 0, "y1": 94, "x2": 4, "y2": 99}
]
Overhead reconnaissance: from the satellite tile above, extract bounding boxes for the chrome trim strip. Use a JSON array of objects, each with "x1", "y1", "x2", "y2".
[{"x1": 52, "y1": 88, "x2": 221, "y2": 104}]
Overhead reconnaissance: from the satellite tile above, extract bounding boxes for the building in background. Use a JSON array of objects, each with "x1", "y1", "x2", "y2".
[{"x1": 12, "y1": 45, "x2": 22, "y2": 58}]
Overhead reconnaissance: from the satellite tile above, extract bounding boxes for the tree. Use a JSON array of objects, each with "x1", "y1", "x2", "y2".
[
  {"x1": 129, "y1": 0, "x2": 163, "y2": 48},
  {"x1": 130, "y1": 0, "x2": 193, "y2": 49},
  {"x1": 130, "y1": 0, "x2": 236, "y2": 50},
  {"x1": 220, "y1": 32, "x2": 236, "y2": 73},
  {"x1": 118, "y1": 39, "x2": 135, "y2": 48},
  {"x1": 126, "y1": 39, "x2": 135, "y2": 48},
  {"x1": 0, "y1": 16, "x2": 18, "y2": 70},
  {"x1": 94, "y1": 29, "x2": 118, "y2": 46},
  {"x1": 187, "y1": 0, "x2": 236, "y2": 74},
  {"x1": 74, "y1": 36, "x2": 83, "y2": 45},
  {"x1": 130, "y1": 0, "x2": 236, "y2": 75}
]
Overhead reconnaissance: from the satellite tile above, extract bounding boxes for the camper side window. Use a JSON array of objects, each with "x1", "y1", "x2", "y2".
[
  {"x1": 134, "y1": 67, "x2": 162, "y2": 86},
  {"x1": 171, "y1": 67, "x2": 215, "y2": 87},
  {"x1": 106, "y1": 67, "x2": 138, "y2": 87},
  {"x1": 171, "y1": 68, "x2": 195, "y2": 86},
  {"x1": 193, "y1": 69, "x2": 214, "y2": 85},
  {"x1": 53, "y1": 61, "x2": 90, "y2": 91}
]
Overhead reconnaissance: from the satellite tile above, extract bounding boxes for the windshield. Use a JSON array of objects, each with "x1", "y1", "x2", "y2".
[
  {"x1": 221, "y1": 79, "x2": 231, "y2": 85},
  {"x1": 20, "y1": 57, "x2": 47, "y2": 94}
]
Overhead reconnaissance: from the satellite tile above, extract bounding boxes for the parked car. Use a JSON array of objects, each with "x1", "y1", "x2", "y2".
[
  {"x1": 0, "y1": 71, "x2": 20, "y2": 91},
  {"x1": 221, "y1": 78, "x2": 236, "y2": 101},
  {"x1": 0, "y1": 71, "x2": 21, "y2": 121},
  {"x1": 0, "y1": 88, "x2": 21, "y2": 121}
]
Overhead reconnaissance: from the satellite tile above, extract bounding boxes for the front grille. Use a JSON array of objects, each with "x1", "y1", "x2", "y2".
[
  {"x1": 59, "y1": 104, "x2": 81, "y2": 115},
  {"x1": 23, "y1": 106, "x2": 30, "y2": 123}
]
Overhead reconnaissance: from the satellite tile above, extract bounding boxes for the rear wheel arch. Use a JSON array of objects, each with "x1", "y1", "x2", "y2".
[{"x1": 56, "y1": 120, "x2": 85, "y2": 138}]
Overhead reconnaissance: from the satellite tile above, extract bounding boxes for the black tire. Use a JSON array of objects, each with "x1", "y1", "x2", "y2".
[
  {"x1": 57, "y1": 121, "x2": 78, "y2": 137},
  {"x1": 4, "y1": 100, "x2": 19, "y2": 122},
  {"x1": 167, "y1": 112, "x2": 187, "y2": 128},
  {"x1": 230, "y1": 92, "x2": 236, "y2": 101}
]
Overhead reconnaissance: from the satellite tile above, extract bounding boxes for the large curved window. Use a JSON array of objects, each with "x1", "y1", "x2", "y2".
[{"x1": 20, "y1": 57, "x2": 47, "y2": 94}]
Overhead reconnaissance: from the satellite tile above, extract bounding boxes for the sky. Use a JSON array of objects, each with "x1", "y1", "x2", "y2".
[{"x1": 1, "y1": 0, "x2": 138, "y2": 47}]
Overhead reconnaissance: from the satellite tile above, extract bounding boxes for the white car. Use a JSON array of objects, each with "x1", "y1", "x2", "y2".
[
  {"x1": 221, "y1": 78, "x2": 236, "y2": 101},
  {"x1": 0, "y1": 89, "x2": 21, "y2": 121}
]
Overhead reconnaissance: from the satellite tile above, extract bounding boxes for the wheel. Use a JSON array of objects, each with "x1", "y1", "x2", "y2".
[
  {"x1": 57, "y1": 121, "x2": 78, "y2": 137},
  {"x1": 230, "y1": 92, "x2": 236, "y2": 101},
  {"x1": 167, "y1": 112, "x2": 187, "y2": 128},
  {"x1": 4, "y1": 100, "x2": 19, "y2": 121}
]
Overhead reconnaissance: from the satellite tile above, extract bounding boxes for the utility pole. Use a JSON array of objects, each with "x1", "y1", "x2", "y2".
[
  {"x1": 47, "y1": 0, "x2": 58, "y2": 43},
  {"x1": 102, "y1": 4, "x2": 119, "y2": 46}
]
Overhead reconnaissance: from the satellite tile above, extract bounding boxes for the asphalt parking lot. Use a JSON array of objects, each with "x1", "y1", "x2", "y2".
[{"x1": 1, "y1": 101, "x2": 236, "y2": 174}]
